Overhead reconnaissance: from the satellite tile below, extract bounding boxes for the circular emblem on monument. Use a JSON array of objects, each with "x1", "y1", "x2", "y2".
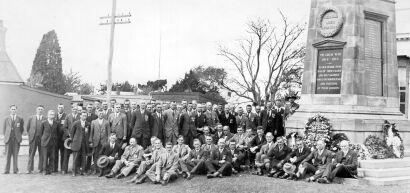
[{"x1": 317, "y1": 7, "x2": 344, "y2": 38}]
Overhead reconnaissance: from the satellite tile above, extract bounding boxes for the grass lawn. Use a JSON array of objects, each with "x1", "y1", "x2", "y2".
[{"x1": 0, "y1": 155, "x2": 409, "y2": 193}]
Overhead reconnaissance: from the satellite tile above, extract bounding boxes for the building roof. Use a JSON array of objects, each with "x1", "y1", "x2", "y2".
[{"x1": 0, "y1": 20, "x2": 24, "y2": 83}]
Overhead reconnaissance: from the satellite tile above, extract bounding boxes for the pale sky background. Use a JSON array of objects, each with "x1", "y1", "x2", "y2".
[{"x1": 0, "y1": 0, "x2": 409, "y2": 89}]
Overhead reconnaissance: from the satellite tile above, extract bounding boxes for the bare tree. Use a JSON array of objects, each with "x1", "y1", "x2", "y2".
[{"x1": 218, "y1": 12, "x2": 305, "y2": 105}]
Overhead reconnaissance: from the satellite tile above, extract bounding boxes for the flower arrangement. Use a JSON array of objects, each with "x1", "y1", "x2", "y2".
[
  {"x1": 329, "y1": 133, "x2": 349, "y2": 152},
  {"x1": 303, "y1": 114, "x2": 332, "y2": 149}
]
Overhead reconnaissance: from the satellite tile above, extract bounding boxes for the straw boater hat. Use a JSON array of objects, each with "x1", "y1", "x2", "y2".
[
  {"x1": 96, "y1": 156, "x2": 109, "y2": 168},
  {"x1": 283, "y1": 163, "x2": 296, "y2": 174},
  {"x1": 64, "y1": 138, "x2": 72, "y2": 149}
]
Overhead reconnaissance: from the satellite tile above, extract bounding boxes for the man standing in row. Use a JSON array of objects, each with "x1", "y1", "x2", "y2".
[
  {"x1": 71, "y1": 112, "x2": 90, "y2": 176},
  {"x1": 40, "y1": 110, "x2": 58, "y2": 175},
  {"x1": 61, "y1": 105, "x2": 80, "y2": 174},
  {"x1": 27, "y1": 105, "x2": 45, "y2": 174},
  {"x1": 131, "y1": 102, "x2": 152, "y2": 148},
  {"x1": 54, "y1": 104, "x2": 67, "y2": 173},
  {"x1": 3, "y1": 105, "x2": 24, "y2": 174},
  {"x1": 90, "y1": 109, "x2": 111, "y2": 174},
  {"x1": 163, "y1": 102, "x2": 179, "y2": 145},
  {"x1": 109, "y1": 103, "x2": 127, "y2": 147}
]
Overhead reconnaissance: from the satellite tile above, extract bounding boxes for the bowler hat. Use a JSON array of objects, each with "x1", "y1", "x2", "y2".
[
  {"x1": 64, "y1": 138, "x2": 72, "y2": 150},
  {"x1": 96, "y1": 156, "x2": 109, "y2": 168},
  {"x1": 283, "y1": 163, "x2": 296, "y2": 174}
]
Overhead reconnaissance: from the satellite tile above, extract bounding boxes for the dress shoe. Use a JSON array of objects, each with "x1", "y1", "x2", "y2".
[
  {"x1": 273, "y1": 172, "x2": 282, "y2": 178},
  {"x1": 98, "y1": 172, "x2": 104, "y2": 177},
  {"x1": 207, "y1": 173, "x2": 214, "y2": 179},
  {"x1": 105, "y1": 172, "x2": 115, "y2": 178},
  {"x1": 318, "y1": 177, "x2": 330, "y2": 184},
  {"x1": 186, "y1": 174, "x2": 193, "y2": 180},
  {"x1": 3, "y1": 171, "x2": 9, "y2": 174},
  {"x1": 13, "y1": 171, "x2": 18, "y2": 174},
  {"x1": 116, "y1": 173, "x2": 125, "y2": 179},
  {"x1": 279, "y1": 173, "x2": 289, "y2": 179},
  {"x1": 232, "y1": 169, "x2": 238, "y2": 174},
  {"x1": 161, "y1": 180, "x2": 168, "y2": 186}
]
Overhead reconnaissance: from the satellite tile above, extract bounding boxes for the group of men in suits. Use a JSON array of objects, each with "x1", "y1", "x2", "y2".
[{"x1": 2, "y1": 99, "x2": 357, "y2": 185}]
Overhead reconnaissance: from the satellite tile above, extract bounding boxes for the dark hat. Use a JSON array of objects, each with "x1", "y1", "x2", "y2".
[
  {"x1": 64, "y1": 138, "x2": 72, "y2": 149},
  {"x1": 283, "y1": 163, "x2": 296, "y2": 174},
  {"x1": 96, "y1": 155, "x2": 109, "y2": 168}
]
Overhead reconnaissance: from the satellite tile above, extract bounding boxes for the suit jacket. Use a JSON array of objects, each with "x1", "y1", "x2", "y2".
[
  {"x1": 156, "y1": 151, "x2": 179, "y2": 175},
  {"x1": 131, "y1": 110, "x2": 152, "y2": 138},
  {"x1": 179, "y1": 112, "x2": 196, "y2": 137},
  {"x1": 272, "y1": 107, "x2": 285, "y2": 136},
  {"x1": 121, "y1": 145, "x2": 144, "y2": 164},
  {"x1": 121, "y1": 109, "x2": 133, "y2": 135},
  {"x1": 267, "y1": 145, "x2": 292, "y2": 161},
  {"x1": 3, "y1": 115, "x2": 24, "y2": 144},
  {"x1": 219, "y1": 112, "x2": 237, "y2": 133},
  {"x1": 284, "y1": 146, "x2": 311, "y2": 165},
  {"x1": 187, "y1": 148, "x2": 206, "y2": 161},
  {"x1": 163, "y1": 109, "x2": 179, "y2": 138},
  {"x1": 245, "y1": 112, "x2": 257, "y2": 130},
  {"x1": 55, "y1": 112, "x2": 67, "y2": 142},
  {"x1": 70, "y1": 120, "x2": 91, "y2": 152},
  {"x1": 63, "y1": 113, "x2": 80, "y2": 140},
  {"x1": 102, "y1": 109, "x2": 112, "y2": 120},
  {"x1": 259, "y1": 142, "x2": 276, "y2": 155},
  {"x1": 334, "y1": 149, "x2": 358, "y2": 175},
  {"x1": 198, "y1": 134, "x2": 214, "y2": 145},
  {"x1": 302, "y1": 149, "x2": 334, "y2": 167},
  {"x1": 99, "y1": 142, "x2": 121, "y2": 158},
  {"x1": 109, "y1": 112, "x2": 127, "y2": 139},
  {"x1": 149, "y1": 148, "x2": 166, "y2": 164},
  {"x1": 249, "y1": 135, "x2": 266, "y2": 151},
  {"x1": 26, "y1": 115, "x2": 46, "y2": 143},
  {"x1": 213, "y1": 132, "x2": 225, "y2": 144},
  {"x1": 40, "y1": 120, "x2": 59, "y2": 147},
  {"x1": 89, "y1": 119, "x2": 110, "y2": 147},
  {"x1": 235, "y1": 115, "x2": 248, "y2": 130},
  {"x1": 201, "y1": 143, "x2": 218, "y2": 159},
  {"x1": 205, "y1": 110, "x2": 219, "y2": 128},
  {"x1": 209, "y1": 148, "x2": 232, "y2": 163},
  {"x1": 172, "y1": 144, "x2": 191, "y2": 161},
  {"x1": 223, "y1": 132, "x2": 234, "y2": 143},
  {"x1": 151, "y1": 112, "x2": 164, "y2": 138},
  {"x1": 260, "y1": 110, "x2": 269, "y2": 131},
  {"x1": 194, "y1": 112, "x2": 208, "y2": 129},
  {"x1": 86, "y1": 113, "x2": 98, "y2": 123}
]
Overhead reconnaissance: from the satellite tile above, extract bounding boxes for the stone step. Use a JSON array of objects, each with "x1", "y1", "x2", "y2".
[
  {"x1": 362, "y1": 176, "x2": 410, "y2": 186},
  {"x1": 333, "y1": 177, "x2": 359, "y2": 185},
  {"x1": 358, "y1": 167, "x2": 410, "y2": 178},
  {"x1": 405, "y1": 151, "x2": 410, "y2": 157},
  {"x1": 359, "y1": 157, "x2": 410, "y2": 169}
]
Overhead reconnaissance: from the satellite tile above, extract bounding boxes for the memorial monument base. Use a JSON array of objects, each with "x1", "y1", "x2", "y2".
[{"x1": 286, "y1": 95, "x2": 410, "y2": 149}]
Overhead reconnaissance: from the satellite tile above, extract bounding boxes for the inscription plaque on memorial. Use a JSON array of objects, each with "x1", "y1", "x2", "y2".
[
  {"x1": 315, "y1": 49, "x2": 343, "y2": 94},
  {"x1": 364, "y1": 18, "x2": 383, "y2": 96}
]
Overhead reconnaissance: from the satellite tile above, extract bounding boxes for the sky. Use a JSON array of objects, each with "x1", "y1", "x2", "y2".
[{"x1": 0, "y1": 0, "x2": 409, "y2": 89}]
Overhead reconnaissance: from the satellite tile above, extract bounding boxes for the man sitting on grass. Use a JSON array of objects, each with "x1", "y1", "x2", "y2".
[{"x1": 297, "y1": 139, "x2": 333, "y2": 182}]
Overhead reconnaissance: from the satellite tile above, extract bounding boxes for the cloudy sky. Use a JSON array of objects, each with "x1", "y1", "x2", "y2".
[{"x1": 0, "y1": 0, "x2": 409, "y2": 88}]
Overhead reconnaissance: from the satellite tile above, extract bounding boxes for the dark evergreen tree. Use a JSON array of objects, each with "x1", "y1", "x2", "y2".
[{"x1": 28, "y1": 30, "x2": 65, "y2": 94}]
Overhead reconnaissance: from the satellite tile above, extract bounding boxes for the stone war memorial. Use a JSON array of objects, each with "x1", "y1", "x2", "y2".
[{"x1": 287, "y1": 0, "x2": 410, "y2": 185}]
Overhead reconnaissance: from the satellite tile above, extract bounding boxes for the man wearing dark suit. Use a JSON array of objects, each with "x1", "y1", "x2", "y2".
[
  {"x1": 194, "y1": 105, "x2": 208, "y2": 133},
  {"x1": 272, "y1": 99, "x2": 286, "y2": 141},
  {"x1": 318, "y1": 140, "x2": 358, "y2": 184},
  {"x1": 179, "y1": 107, "x2": 196, "y2": 148},
  {"x1": 131, "y1": 102, "x2": 152, "y2": 148},
  {"x1": 61, "y1": 105, "x2": 81, "y2": 174},
  {"x1": 254, "y1": 106, "x2": 265, "y2": 128},
  {"x1": 264, "y1": 102, "x2": 275, "y2": 134},
  {"x1": 222, "y1": 126, "x2": 234, "y2": 143},
  {"x1": 40, "y1": 110, "x2": 59, "y2": 175},
  {"x1": 54, "y1": 104, "x2": 67, "y2": 172},
  {"x1": 219, "y1": 105, "x2": 237, "y2": 134},
  {"x1": 151, "y1": 106, "x2": 165, "y2": 144},
  {"x1": 205, "y1": 102, "x2": 219, "y2": 132},
  {"x1": 248, "y1": 126, "x2": 267, "y2": 166},
  {"x1": 260, "y1": 103, "x2": 270, "y2": 132},
  {"x1": 228, "y1": 140, "x2": 245, "y2": 174},
  {"x1": 213, "y1": 124, "x2": 225, "y2": 144},
  {"x1": 298, "y1": 140, "x2": 333, "y2": 182},
  {"x1": 109, "y1": 103, "x2": 127, "y2": 146},
  {"x1": 86, "y1": 104, "x2": 98, "y2": 123},
  {"x1": 3, "y1": 105, "x2": 24, "y2": 174},
  {"x1": 90, "y1": 109, "x2": 111, "y2": 174},
  {"x1": 179, "y1": 139, "x2": 207, "y2": 179},
  {"x1": 70, "y1": 112, "x2": 90, "y2": 176},
  {"x1": 97, "y1": 134, "x2": 121, "y2": 177},
  {"x1": 266, "y1": 137, "x2": 292, "y2": 178},
  {"x1": 26, "y1": 105, "x2": 46, "y2": 174},
  {"x1": 122, "y1": 99, "x2": 133, "y2": 142},
  {"x1": 205, "y1": 138, "x2": 233, "y2": 178},
  {"x1": 201, "y1": 135, "x2": 218, "y2": 160},
  {"x1": 281, "y1": 139, "x2": 311, "y2": 180},
  {"x1": 245, "y1": 105, "x2": 257, "y2": 131}
]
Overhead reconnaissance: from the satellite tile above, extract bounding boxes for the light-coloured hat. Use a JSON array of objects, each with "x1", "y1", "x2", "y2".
[
  {"x1": 96, "y1": 155, "x2": 109, "y2": 168},
  {"x1": 64, "y1": 138, "x2": 72, "y2": 149},
  {"x1": 283, "y1": 163, "x2": 296, "y2": 174}
]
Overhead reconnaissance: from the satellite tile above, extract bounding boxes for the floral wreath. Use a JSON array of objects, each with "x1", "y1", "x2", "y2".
[{"x1": 303, "y1": 114, "x2": 332, "y2": 149}]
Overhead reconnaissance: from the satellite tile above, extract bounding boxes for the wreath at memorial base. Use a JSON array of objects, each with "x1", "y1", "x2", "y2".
[
  {"x1": 303, "y1": 114, "x2": 332, "y2": 149},
  {"x1": 383, "y1": 120, "x2": 405, "y2": 158}
]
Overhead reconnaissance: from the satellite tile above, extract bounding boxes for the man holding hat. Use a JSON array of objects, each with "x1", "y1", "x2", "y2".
[
  {"x1": 70, "y1": 111, "x2": 91, "y2": 176},
  {"x1": 281, "y1": 138, "x2": 311, "y2": 180},
  {"x1": 90, "y1": 109, "x2": 111, "y2": 175},
  {"x1": 96, "y1": 133, "x2": 121, "y2": 177}
]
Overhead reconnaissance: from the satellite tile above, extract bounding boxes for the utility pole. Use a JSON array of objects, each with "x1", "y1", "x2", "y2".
[{"x1": 99, "y1": 0, "x2": 131, "y2": 109}]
